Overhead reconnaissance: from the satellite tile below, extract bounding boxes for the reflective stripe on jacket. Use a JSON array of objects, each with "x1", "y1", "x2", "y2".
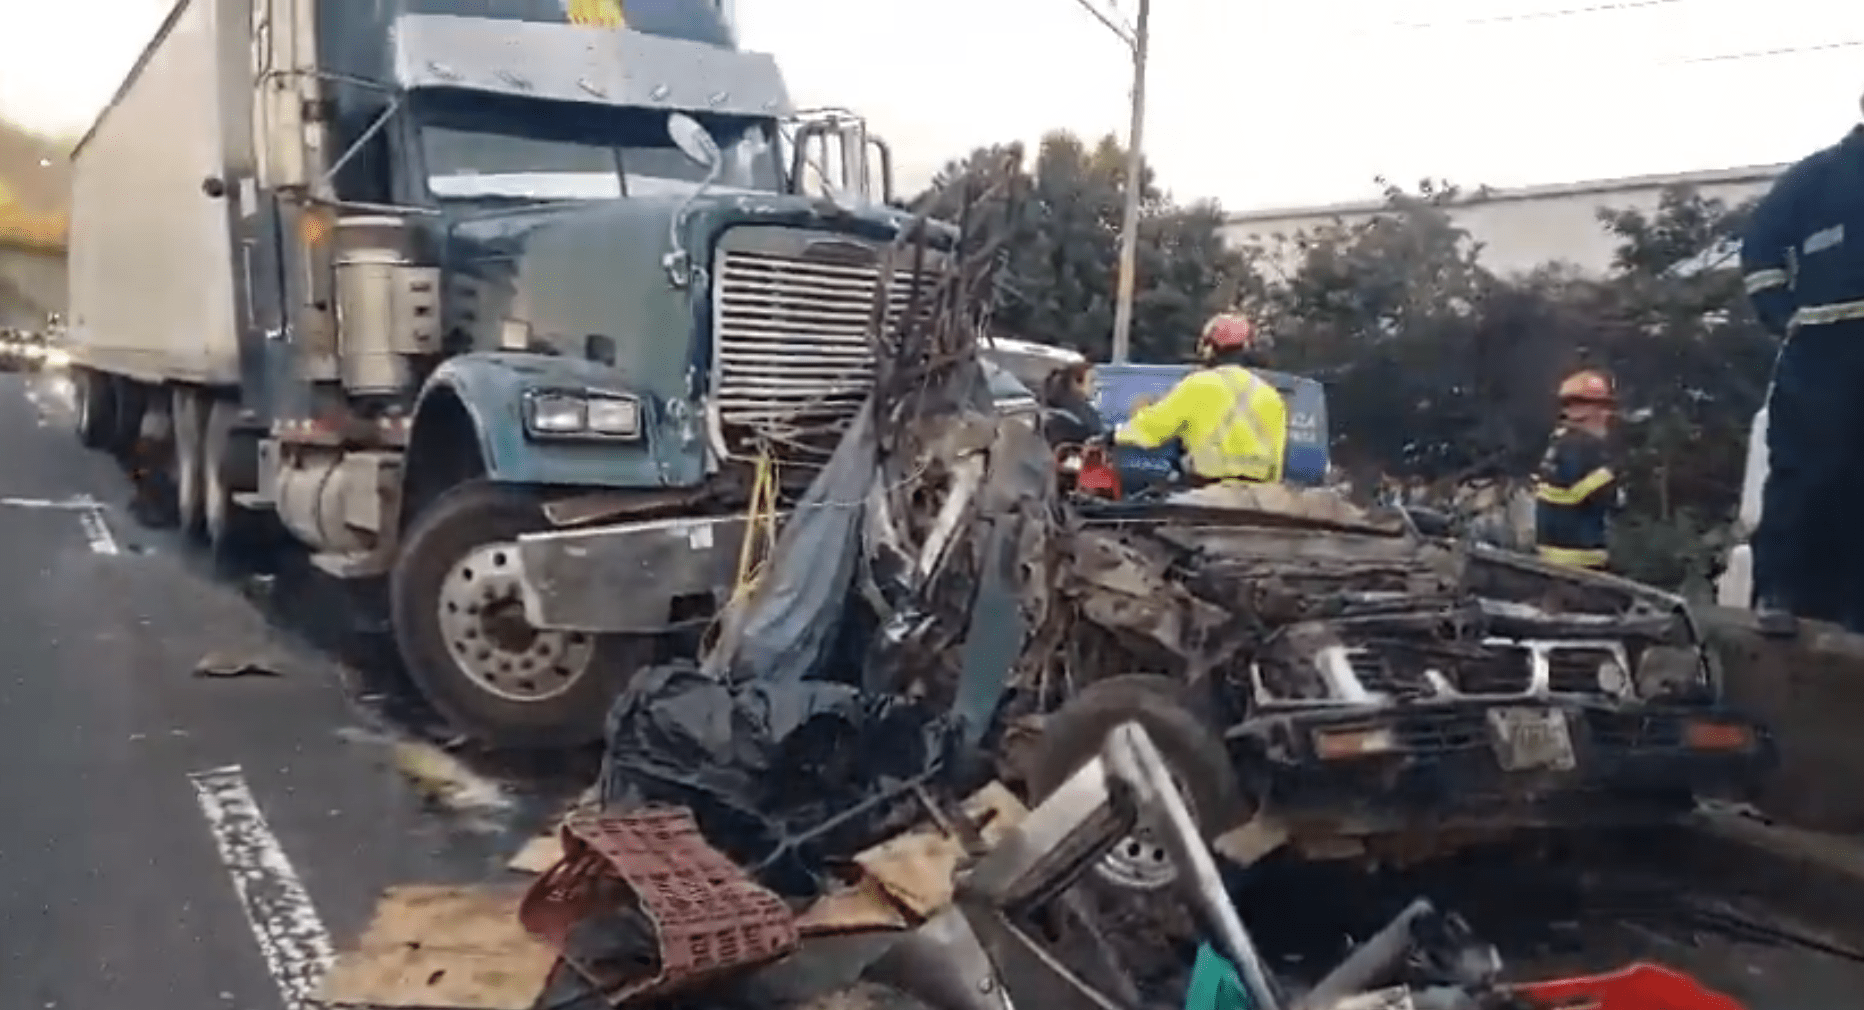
[
  {"x1": 1114, "y1": 365, "x2": 1288, "y2": 482},
  {"x1": 1741, "y1": 126, "x2": 1864, "y2": 337},
  {"x1": 1534, "y1": 425, "x2": 1617, "y2": 571}
]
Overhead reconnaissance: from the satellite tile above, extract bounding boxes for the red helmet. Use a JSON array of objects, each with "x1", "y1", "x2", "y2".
[
  {"x1": 1199, "y1": 313, "x2": 1258, "y2": 357},
  {"x1": 1557, "y1": 369, "x2": 1614, "y2": 405}
]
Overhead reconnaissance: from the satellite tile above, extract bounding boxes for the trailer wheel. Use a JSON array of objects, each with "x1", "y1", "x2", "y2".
[
  {"x1": 1026, "y1": 674, "x2": 1250, "y2": 891},
  {"x1": 73, "y1": 368, "x2": 117, "y2": 450},
  {"x1": 391, "y1": 480, "x2": 646, "y2": 749},
  {"x1": 169, "y1": 388, "x2": 207, "y2": 539},
  {"x1": 106, "y1": 379, "x2": 148, "y2": 456}
]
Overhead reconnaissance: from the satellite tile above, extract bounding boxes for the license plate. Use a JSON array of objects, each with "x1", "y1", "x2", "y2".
[{"x1": 1487, "y1": 707, "x2": 1577, "y2": 772}]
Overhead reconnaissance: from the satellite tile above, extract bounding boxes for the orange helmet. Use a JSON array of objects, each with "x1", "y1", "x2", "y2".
[
  {"x1": 1557, "y1": 369, "x2": 1614, "y2": 405},
  {"x1": 1199, "y1": 313, "x2": 1258, "y2": 358}
]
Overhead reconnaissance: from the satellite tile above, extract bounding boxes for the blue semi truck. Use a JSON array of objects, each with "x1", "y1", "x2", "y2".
[{"x1": 64, "y1": 0, "x2": 936, "y2": 747}]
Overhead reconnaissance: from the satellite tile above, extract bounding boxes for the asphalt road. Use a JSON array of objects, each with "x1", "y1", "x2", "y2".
[
  {"x1": 0, "y1": 368, "x2": 535, "y2": 1010},
  {"x1": 1, "y1": 363, "x2": 1863, "y2": 1010}
]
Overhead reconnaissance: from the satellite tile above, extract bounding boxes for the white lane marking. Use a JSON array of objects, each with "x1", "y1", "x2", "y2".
[
  {"x1": 0, "y1": 495, "x2": 96, "y2": 510},
  {"x1": 189, "y1": 765, "x2": 335, "y2": 1010},
  {"x1": 77, "y1": 506, "x2": 119, "y2": 554},
  {"x1": 0, "y1": 495, "x2": 121, "y2": 553}
]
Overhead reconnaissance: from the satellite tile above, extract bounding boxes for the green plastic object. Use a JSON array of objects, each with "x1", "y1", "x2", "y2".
[{"x1": 1184, "y1": 942, "x2": 1250, "y2": 1010}]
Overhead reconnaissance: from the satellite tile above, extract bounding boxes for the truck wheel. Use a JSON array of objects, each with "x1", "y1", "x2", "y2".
[
  {"x1": 106, "y1": 380, "x2": 148, "y2": 455},
  {"x1": 1026, "y1": 674, "x2": 1249, "y2": 891},
  {"x1": 74, "y1": 368, "x2": 117, "y2": 450},
  {"x1": 169, "y1": 388, "x2": 207, "y2": 539},
  {"x1": 390, "y1": 480, "x2": 644, "y2": 749},
  {"x1": 203, "y1": 400, "x2": 269, "y2": 570}
]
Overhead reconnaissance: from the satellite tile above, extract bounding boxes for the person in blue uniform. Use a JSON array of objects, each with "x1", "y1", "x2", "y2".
[
  {"x1": 1535, "y1": 370, "x2": 1622, "y2": 571},
  {"x1": 1740, "y1": 93, "x2": 1864, "y2": 634}
]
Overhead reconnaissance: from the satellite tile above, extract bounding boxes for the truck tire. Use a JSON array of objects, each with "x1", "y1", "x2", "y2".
[
  {"x1": 74, "y1": 368, "x2": 116, "y2": 450},
  {"x1": 203, "y1": 399, "x2": 270, "y2": 570},
  {"x1": 170, "y1": 388, "x2": 208, "y2": 539},
  {"x1": 390, "y1": 480, "x2": 645, "y2": 749},
  {"x1": 106, "y1": 379, "x2": 148, "y2": 456},
  {"x1": 1026, "y1": 674, "x2": 1250, "y2": 891}
]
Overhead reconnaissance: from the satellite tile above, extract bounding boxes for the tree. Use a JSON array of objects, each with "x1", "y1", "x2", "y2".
[{"x1": 918, "y1": 132, "x2": 1253, "y2": 363}]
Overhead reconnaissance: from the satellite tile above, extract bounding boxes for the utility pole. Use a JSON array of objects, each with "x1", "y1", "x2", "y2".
[{"x1": 1110, "y1": 0, "x2": 1150, "y2": 363}]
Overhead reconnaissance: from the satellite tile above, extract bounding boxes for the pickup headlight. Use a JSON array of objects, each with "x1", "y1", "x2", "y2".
[{"x1": 523, "y1": 390, "x2": 642, "y2": 439}]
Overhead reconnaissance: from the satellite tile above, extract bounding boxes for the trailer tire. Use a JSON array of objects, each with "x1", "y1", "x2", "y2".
[
  {"x1": 74, "y1": 368, "x2": 116, "y2": 450},
  {"x1": 1026, "y1": 674, "x2": 1249, "y2": 891},
  {"x1": 106, "y1": 379, "x2": 148, "y2": 456},
  {"x1": 391, "y1": 480, "x2": 645, "y2": 749},
  {"x1": 170, "y1": 388, "x2": 207, "y2": 540}
]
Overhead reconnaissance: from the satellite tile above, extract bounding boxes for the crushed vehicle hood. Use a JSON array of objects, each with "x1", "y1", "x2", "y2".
[{"x1": 1063, "y1": 483, "x2": 1713, "y2": 710}]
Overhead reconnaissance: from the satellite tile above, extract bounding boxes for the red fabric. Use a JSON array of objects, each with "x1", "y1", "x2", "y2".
[
  {"x1": 1077, "y1": 447, "x2": 1121, "y2": 498},
  {"x1": 1514, "y1": 962, "x2": 1746, "y2": 1010}
]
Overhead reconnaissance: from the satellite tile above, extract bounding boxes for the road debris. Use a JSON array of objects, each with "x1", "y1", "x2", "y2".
[
  {"x1": 520, "y1": 806, "x2": 800, "y2": 1004},
  {"x1": 317, "y1": 884, "x2": 555, "y2": 1010},
  {"x1": 193, "y1": 650, "x2": 286, "y2": 678}
]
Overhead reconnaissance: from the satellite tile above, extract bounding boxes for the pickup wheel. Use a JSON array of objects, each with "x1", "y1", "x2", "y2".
[
  {"x1": 1026, "y1": 674, "x2": 1249, "y2": 892},
  {"x1": 74, "y1": 368, "x2": 117, "y2": 450},
  {"x1": 390, "y1": 480, "x2": 644, "y2": 749}
]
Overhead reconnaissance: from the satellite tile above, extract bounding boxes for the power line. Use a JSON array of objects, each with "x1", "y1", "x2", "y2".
[
  {"x1": 1674, "y1": 38, "x2": 1864, "y2": 65},
  {"x1": 1379, "y1": 0, "x2": 1688, "y2": 31},
  {"x1": 1066, "y1": 0, "x2": 1135, "y2": 48}
]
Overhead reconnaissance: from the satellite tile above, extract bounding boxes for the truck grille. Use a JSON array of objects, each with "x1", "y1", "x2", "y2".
[{"x1": 712, "y1": 249, "x2": 928, "y2": 459}]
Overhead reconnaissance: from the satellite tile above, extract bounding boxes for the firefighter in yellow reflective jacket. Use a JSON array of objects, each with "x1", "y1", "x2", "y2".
[
  {"x1": 1534, "y1": 370, "x2": 1624, "y2": 571},
  {"x1": 1112, "y1": 314, "x2": 1289, "y2": 485}
]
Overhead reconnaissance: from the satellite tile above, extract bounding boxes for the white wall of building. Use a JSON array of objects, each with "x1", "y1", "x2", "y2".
[{"x1": 1222, "y1": 164, "x2": 1787, "y2": 280}]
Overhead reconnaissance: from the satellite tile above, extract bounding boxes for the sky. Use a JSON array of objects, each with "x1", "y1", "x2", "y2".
[{"x1": 0, "y1": 0, "x2": 1857, "y2": 212}]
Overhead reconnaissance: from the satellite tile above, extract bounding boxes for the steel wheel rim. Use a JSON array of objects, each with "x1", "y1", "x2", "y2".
[
  {"x1": 1092, "y1": 768, "x2": 1196, "y2": 891},
  {"x1": 437, "y1": 541, "x2": 595, "y2": 703}
]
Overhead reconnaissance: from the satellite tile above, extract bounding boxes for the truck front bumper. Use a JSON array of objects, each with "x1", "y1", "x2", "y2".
[{"x1": 515, "y1": 513, "x2": 757, "y2": 634}]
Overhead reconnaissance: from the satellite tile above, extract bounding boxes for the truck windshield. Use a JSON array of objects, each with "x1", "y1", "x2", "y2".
[{"x1": 416, "y1": 94, "x2": 780, "y2": 202}]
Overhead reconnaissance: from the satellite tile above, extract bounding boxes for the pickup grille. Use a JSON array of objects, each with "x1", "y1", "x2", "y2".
[{"x1": 712, "y1": 248, "x2": 927, "y2": 459}]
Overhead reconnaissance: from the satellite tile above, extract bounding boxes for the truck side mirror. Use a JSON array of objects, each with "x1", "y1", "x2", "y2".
[{"x1": 201, "y1": 176, "x2": 228, "y2": 199}]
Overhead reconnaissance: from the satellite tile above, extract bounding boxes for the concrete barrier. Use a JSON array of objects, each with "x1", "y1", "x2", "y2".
[{"x1": 1702, "y1": 605, "x2": 1864, "y2": 834}]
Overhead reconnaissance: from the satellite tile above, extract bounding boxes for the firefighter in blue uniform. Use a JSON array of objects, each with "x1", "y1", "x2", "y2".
[
  {"x1": 1535, "y1": 370, "x2": 1622, "y2": 571},
  {"x1": 1740, "y1": 93, "x2": 1864, "y2": 634}
]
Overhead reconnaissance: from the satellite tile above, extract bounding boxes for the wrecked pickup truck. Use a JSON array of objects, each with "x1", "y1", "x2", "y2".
[{"x1": 1031, "y1": 482, "x2": 1776, "y2": 881}]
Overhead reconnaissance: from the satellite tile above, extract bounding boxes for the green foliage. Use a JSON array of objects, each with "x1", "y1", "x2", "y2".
[
  {"x1": 1245, "y1": 180, "x2": 1775, "y2": 589},
  {"x1": 922, "y1": 131, "x2": 1773, "y2": 591},
  {"x1": 918, "y1": 131, "x2": 1253, "y2": 363}
]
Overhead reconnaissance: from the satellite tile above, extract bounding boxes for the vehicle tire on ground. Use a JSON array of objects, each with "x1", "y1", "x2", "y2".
[
  {"x1": 74, "y1": 367, "x2": 117, "y2": 450},
  {"x1": 170, "y1": 387, "x2": 208, "y2": 539},
  {"x1": 1026, "y1": 673, "x2": 1250, "y2": 891},
  {"x1": 203, "y1": 399, "x2": 274, "y2": 571},
  {"x1": 390, "y1": 479, "x2": 649, "y2": 749},
  {"x1": 106, "y1": 378, "x2": 148, "y2": 456}
]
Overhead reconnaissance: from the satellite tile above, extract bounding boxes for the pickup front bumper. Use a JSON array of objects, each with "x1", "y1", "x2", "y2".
[{"x1": 1230, "y1": 698, "x2": 1776, "y2": 839}]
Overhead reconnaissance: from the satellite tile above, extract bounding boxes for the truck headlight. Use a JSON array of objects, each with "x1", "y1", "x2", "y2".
[
  {"x1": 585, "y1": 397, "x2": 640, "y2": 436},
  {"x1": 523, "y1": 390, "x2": 642, "y2": 440},
  {"x1": 527, "y1": 393, "x2": 587, "y2": 433}
]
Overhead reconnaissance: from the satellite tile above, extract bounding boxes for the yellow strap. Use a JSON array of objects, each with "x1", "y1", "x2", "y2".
[
  {"x1": 1536, "y1": 466, "x2": 1613, "y2": 506},
  {"x1": 730, "y1": 447, "x2": 780, "y2": 601},
  {"x1": 1538, "y1": 545, "x2": 1608, "y2": 569}
]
